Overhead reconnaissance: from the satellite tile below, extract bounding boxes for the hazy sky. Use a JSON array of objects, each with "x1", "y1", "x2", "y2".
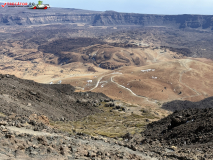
[{"x1": 1, "y1": 0, "x2": 213, "y2": 15}]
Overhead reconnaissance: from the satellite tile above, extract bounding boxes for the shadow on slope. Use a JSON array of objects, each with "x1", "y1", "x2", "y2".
[
  {"x1": 162, "y1": 96, "x2": 213, "y2": 112},
  {"x1": 0, "y1": 74, "x2": 111, "y2": 121}
]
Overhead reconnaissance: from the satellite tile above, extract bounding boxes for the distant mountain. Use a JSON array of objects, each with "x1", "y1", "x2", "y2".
[{"x1": 0, "y1": 7, "x2": 213, "y2": 30}]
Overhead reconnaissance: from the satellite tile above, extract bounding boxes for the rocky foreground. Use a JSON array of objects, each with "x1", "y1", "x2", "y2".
[
  {"x1": 0, "y1": 74, "x2": 153, "y2": 159},
  {"x1": 129, "y1": 108, "x2": 213, "y2": 160},
  {"x1": 0, "y1": 113, "x2": 156, "y2": 160},
  {"x1": 1, "y1": 108, "x2": 213, "y2": 160},
  {"x1": 0, "y1": 74, "x2": 213, "y2": 159}
]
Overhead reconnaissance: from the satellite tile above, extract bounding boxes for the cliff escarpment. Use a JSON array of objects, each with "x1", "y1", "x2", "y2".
[{"x1": 0, "y1": 7, "x2": 213, "y2": 30}]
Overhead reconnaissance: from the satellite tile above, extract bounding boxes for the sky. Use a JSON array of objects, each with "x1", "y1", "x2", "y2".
[{"x1": 1, "y1": 0, "x2": 213, "y2": 15}]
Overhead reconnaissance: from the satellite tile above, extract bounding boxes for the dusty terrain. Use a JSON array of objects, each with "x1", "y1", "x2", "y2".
[
  {"x1": 1, "y1": 35, "x2": 213, "y2": 110},
  {"x1": 57, "y1": 58, "x2": 213, "y2": 108},
  {"x1": 0, "y1": 75, "x2": 212, "y2": 160},
  {"x1": 0, "y1": 7, "x2": 213, "y2": 159}
]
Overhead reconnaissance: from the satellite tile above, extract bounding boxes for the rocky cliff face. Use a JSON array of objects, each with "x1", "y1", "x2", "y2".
[
  {"x1": 0, "y1": 7, "x2": 213, "y2": 30},
  {"x1": 92, "y1": 11, "x2": 213, "y2": 30}
]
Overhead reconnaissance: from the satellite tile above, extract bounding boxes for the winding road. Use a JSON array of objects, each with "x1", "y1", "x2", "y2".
[
  {"x1": 111, "y1": 75, "x2": 155, "y2": 103},
  {"x1": 89, "y1": 72, "x2": 122, "y2": 91},
  {"x1": 90, "y1": 59, "x2": 202, "y2": 104},
  {"x1": 90, "y1": 72, "x2": 156, "y2": 103}
]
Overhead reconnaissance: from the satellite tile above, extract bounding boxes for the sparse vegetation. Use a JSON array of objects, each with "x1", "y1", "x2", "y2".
[
  {"x1": 140, "y1": 109, "x2": 157, "y2": 119},
  {"x1": 50, "y1": 102, "x2": 156, "y2": 138},
  {"x1": 88, "y1": 66, "x2": 97, "y2": 72},
  {"x1": 0, "y1": 112, "x2": 6, "y2": 117},
  {"x1": 156, "y1": 102, "x2": 162, "y2": 106},
  {"x1": 128, "y1": 104, "x2": 138, "y2": 107}
]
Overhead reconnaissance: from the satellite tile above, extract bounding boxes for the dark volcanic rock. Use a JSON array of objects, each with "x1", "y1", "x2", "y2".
[
  {"x1": 125, "y1": 98, "x2": 213, "y2": 159},
  {"x1": 160, "y1": 46, "x2": 193, "y2": 57},
  {"x1": 100, "y1": 62, "x2": 124, "y2": 70},
  {"x1": 142, "y1": 108, "x2": 213, "y2": 146},
  {"x1": 162, "y1": 96, "x2": 213, "y2": 112},
  {"x1": 0, "y1": 74, "x2": 109, "y2": 121},
  {"x1": 38, "y1": 38, "x2": 104, "y2": 65}
]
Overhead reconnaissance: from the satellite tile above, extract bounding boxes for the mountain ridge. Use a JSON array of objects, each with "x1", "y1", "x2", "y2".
[{"x1": 0, "y1": 7, "x2": 213, "y2": 30}]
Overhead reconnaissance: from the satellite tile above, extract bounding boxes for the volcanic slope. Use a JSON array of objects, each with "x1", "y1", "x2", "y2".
[
  {"x1": 1, "y1": 89, "x2": 213, "y2": 159},
  {"x1": 0, "y1": 74, "x2": 162, "y2": 140},
  {"x1": 142, "y1": 107, "x2": 213, "y2": 146},
  {"x1": 0, "y1": 74, "x2": 110, "y2": 121},
  {"x1": 0, "y1": 74, "x2": 160, "y2": 159},
  {"x1": 162, "y1": 96, "x2": 213, "y2": 112},
  {"x1": 119, "y1": 99, "x2": 213, "y2": 160}
]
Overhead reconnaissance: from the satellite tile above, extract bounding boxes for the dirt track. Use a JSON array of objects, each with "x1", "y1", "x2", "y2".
[{"x1": 111, "y1": 75, "x2": 156, "y2": 103}]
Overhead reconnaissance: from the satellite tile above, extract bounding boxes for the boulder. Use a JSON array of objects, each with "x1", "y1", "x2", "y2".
[
  {"x1": 116, "y1": 105, "x2": 121, "y2": 109},
  {"x1": 104, "y1": 99, "x2": 110, "y2": 102},
  {"x1": 105, "y1": 103, "x2": 110, "y2": 107},
  {"x1": 0, "y1": 121, "x2": 8, "y2": 126},
  {"x1": 109, "y1": 102, "x2": 115, "y2": 107}
]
